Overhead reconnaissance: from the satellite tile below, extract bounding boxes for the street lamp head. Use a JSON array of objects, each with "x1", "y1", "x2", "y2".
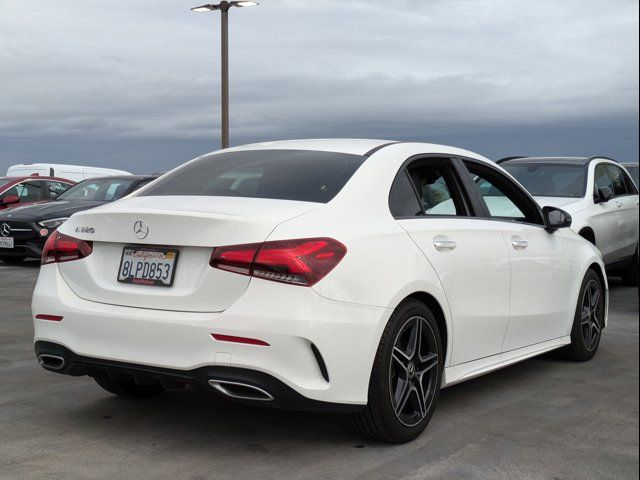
[
  {"x1": 191, "y1": 4, "x2": 219, "y2": 12},
  {"x1": 191, "y1": 1, "x2": 257, "y2": 12}
]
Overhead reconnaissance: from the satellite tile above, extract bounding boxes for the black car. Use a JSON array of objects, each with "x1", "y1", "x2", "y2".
[{"x1": 0, "y1": 175, "x2": 157, "y2": 263}]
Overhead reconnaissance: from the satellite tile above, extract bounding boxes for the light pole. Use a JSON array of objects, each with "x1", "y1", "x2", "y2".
[{"x1": 191, "y1": 1, "x2": 258, "y2": 149}]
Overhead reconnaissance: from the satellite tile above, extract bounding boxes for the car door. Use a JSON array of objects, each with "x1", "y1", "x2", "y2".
[
  {"x1": 390, "y1": 157, "x2": 511, "y2": 366},
  {"x1": 606, "y1": 164, "x2": 639, "y2": 260},
  {"x1": 590, "y1": 163, "x2": 620, "y2": 263},
  {"x1": 462, "y1": 160, "x2": 573, "y2": 352}
]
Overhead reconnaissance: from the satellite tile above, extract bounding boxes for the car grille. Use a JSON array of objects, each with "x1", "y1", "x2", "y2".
[{"x1": 0, "y1": 221, "x2": 36, "y2": 240}]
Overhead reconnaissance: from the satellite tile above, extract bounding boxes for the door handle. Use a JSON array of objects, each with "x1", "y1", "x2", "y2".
[
  {"x1": 433, "y1": 240, "x2": 457, "y2": 251},
  {"x1": 511, "y1": 239, "x2": 529, "y2": 250},
  {"x1": 616, "y1": 202, "x2": 623, "y2": 208}
]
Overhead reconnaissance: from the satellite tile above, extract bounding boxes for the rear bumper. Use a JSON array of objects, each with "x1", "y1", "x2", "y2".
[
  {"x1": 32, "y1": 264, "x2": 390, "y2": 407},
  {"x1": 35, "y1": 341, "x2": 360, "y2": 412}
]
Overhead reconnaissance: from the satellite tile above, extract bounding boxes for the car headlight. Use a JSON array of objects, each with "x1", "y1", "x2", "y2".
[{"x1": 37, "y1": 218, "x2": 69, "y2": 229}]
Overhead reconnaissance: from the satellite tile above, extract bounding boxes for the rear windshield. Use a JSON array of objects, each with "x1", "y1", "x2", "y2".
[
  {"x1": 502, "y1": 163, "x2": 586, "y2": 198},
  {"x1": 140, "y1": 150, "x2": 367, "y2": 203},
  {"x1": 57, "y1": 178, "x2": 136, "y2": 201}
]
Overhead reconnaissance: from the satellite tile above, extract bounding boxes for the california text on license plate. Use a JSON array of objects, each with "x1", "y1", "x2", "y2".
[{"x1": 117, "y1": 246, "x2": 179, "y2": 287}]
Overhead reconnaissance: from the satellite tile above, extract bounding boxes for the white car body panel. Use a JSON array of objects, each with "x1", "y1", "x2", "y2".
[
  {"x1": 32, "y1": 139, "x2": 609, "y2": 407},
  {"x1": 499, "y1": 223, "x2": 572, "y2": 351}
]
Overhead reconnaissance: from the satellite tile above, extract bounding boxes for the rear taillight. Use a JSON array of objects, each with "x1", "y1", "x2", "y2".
[
  {"x1": 210, "y1": 238, "x2": 346, "y2": 287},
  {"x1": 41, "y1": 231, "x2": 93, "y2": 265}
]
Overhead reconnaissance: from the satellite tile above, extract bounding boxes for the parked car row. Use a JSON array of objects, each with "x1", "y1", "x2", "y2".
[
  {"x1": 28, "y1": 140, "x2": 638, "y2": 444},
  {"x1": 0, "y1": 175, "x2": 158, "y2": 263},
  {"x1": 1, "y1": 163, "x2": 132, "y2": 211}
]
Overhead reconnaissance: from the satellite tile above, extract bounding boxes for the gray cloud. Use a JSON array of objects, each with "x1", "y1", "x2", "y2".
[{"x1": 0, "y1": 0, "x2": 638, "y2": 173}]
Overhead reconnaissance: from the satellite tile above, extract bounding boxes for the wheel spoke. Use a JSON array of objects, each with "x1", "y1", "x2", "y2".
[
  {"x1": 392, "y1": 347, "x2": 411, "y2": 371},
  {"x1": 393, "y1": 345, "x2": 411, "y2": 363},
  {"x1": 581, "y1": 306, "x2": 591, "y2": 324},
  {"x1": 590, "y1": 287, "x2": 600, "y2": 309},
  {"x1": 585, "y1": 285, "x2": 593, "y2": 310},
  {"x1": 407, "y1": 318, "x2": 421, "y2": 359},
  {"x1": 583, "y1": 323, "x2": 592, "y2": 346},
  {"x1": 393, "y1": 380, "x2": 411, "y2": 416},
  {"x1": 417, "y1": 352, "x2": 438, "y2": 375},
  {"x1": 414, "y1": 382, "x2": 427, "y2": 420}
]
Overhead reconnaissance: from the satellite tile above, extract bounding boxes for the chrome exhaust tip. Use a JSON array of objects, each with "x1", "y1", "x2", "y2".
[
  {"x1": 38, "y1": 354, "x2": 66, "y2": 371},
  {"x1": 208, "y1": 379, "x2": 274, "y2": 402}
]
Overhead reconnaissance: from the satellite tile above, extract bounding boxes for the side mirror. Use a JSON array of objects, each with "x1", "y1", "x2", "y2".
[
  {"x1": 595, "y1": 186, "x2": 613, "y2": 204},
  {"x1": 1, "y1": 195, "x2": 20, "y2": 206},
  {"x1": 543, "y1": 206, "x2": 572, "y2": 234}
]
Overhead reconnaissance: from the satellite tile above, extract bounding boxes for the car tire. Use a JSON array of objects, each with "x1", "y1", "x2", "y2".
[
  {"x1": 621, "y1": 246, "x2": 638, "y2": 287},
  {"x1": 0, "y1": 255, "x2": 26, "y2": 264},
  {"x1": 557, "y1": 269, "x2": 605, "y2": 362},
  {"x1": 352, "y1": 299, "x2": 443, "y2": 443},
  {"x1": 93, "y1": 374, "x2": 164, "y2": 399}
]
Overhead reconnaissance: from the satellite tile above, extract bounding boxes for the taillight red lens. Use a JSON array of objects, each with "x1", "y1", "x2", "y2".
[
  {"x1": 41, "y1": 231, "x2": 93, "y2": 265},
  {"x1": 209, "y1": 243, "x2": 260, "y2": 275},
  {"x1": 210, "y1": 238, "x2": 346, "y2": 287}
]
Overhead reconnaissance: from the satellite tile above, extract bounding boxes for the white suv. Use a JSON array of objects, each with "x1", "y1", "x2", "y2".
[{"x1": 500, "y1": 156, "x2": 639, "y2": 285}]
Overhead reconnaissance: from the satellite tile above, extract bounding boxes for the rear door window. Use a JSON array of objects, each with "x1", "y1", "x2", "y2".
[
  {"x1": 388, "y1": 159, "x2": 468, "y2": 217},
  {"x1": 605, "y1": 165, "x2": 629, "y2": 197},
  {"x1": 140, "y1": 150, "x2": 367, "y2": 203},
  {"x1": 407, "y1": 164, "x2": 466, "y2": 216}
]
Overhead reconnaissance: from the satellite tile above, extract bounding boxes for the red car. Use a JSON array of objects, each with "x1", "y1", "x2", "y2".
[{"x1": 0, "y1": 176, "x2": 76, "y2": 211}]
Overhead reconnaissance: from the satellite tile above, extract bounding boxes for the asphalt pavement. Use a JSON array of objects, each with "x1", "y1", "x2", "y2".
[{"x1": 1, "y1": 261, "x2": 638, "y2": 480}]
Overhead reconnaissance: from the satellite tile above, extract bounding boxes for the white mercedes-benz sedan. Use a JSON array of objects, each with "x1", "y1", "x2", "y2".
[{"x1": 32, "y1": 139, "x2": 608, "y2": 443}]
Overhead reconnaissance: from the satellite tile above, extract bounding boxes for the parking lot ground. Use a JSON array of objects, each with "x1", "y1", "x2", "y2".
[{"x1": 0, "y1": 262, "x2": 638, "y2": 480}]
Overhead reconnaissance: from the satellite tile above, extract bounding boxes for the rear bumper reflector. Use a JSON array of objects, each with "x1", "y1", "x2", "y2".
[
  {"x1": 35, "y1": 314, "x2": 63, "y2": 322},
  {"x1": 211, "y1": 334, "x2": 270, "y2": 347}
]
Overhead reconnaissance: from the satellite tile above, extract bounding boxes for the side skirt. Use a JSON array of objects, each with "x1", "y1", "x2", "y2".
[{"x1": 442, "y1": 336, "x2": 571, "y2": 387}]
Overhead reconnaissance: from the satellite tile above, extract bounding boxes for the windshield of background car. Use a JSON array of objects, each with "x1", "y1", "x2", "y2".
[
  {"x1": 502, "y1": 163, "x2": 586, "y2": 198},
  {"x1": 139, "y1": 150, "x2": 368, "y2": 203},
  {"x1": 56, "y1": 178, "x2": 136, "y2": 201},
  {"x1": 626, "y1": 166, "x2": 639, "y2": 188}
]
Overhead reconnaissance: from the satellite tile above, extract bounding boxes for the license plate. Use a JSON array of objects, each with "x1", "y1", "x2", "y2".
[
  {"x1": 0, "y1": 237, "x2": 14, "y2": 249},
  {"x1": 117, "y1": 246, "x2": 178, "y2": 287}
]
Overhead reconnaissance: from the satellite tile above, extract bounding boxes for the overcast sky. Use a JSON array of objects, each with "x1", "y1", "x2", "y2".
[{"x1": 0, "y1": 0, "x2": 638, "y2": 174}]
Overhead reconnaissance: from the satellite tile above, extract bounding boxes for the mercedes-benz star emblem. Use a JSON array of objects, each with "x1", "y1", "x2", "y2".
[
  {"x1": 134, "y1": 220, "x2": 149, "y2": 239},
  {"x1": 0, "y1": 223, "x2": 10, "y2": 237}
]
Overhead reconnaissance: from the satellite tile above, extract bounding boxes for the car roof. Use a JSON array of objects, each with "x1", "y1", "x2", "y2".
[
  {"x1": 207, "y1": 138, "x2": 494, "y2": 165},
  {"x1": 0, "y1": 176, "x2": 76, "y2": 183},
  {"x1": 497, "y1": 156, "x2": 618, "y2": 166},
  {"x1": 220, "y1": 139, "x2": 396, "y2": 156},
  {"x1": 75, "y1": 175, "x2": 156, "y2": 182}
]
